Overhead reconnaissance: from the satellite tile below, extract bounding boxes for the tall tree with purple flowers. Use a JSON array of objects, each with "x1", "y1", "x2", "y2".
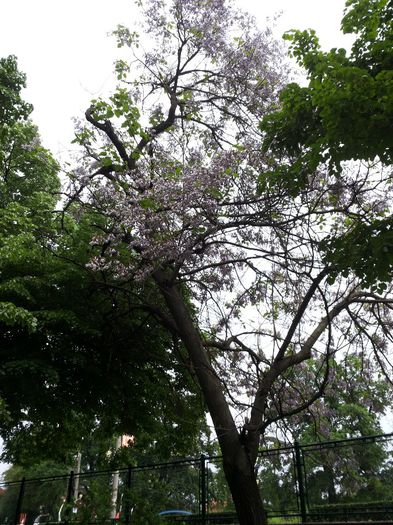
[{"x1": 69, "y1": 1, "x2": 393, "y2": 522}]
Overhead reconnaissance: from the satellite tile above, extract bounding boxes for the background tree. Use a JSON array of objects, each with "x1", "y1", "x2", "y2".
[
  {"x1": 66, "y1": 0, "x2": 393, "y2": 523},
  {"x1": 284, "y1": 356, "x2": 392, "y2": 505},
  {"x1": 290, "y1": 355, "x2": 391, "y2": 442}
]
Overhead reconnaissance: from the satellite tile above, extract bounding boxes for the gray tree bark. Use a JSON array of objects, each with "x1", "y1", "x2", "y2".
[{"x1": 154, "y1": 271, "x2": 267, "y2": 525}]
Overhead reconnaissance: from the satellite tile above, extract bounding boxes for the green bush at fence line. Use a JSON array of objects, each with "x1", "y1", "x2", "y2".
[
  {"x1": 124, "y1": 464, "x2": 200, "y2": 523},
  {"x1": 308, "y1": 500, "x2": 393, "y2": 521},
  {"x1": 303, "y1": 445, "x2": 393, "y2": 505},
  {"x1": 267, "y1": 516, "x2": 302, "y2": 525},
  {"x1": 70, "y1": 476, "x2": 113, "y2": 525},
  {"x1": 206, "y1": 463, "x2": 236, "y2": 515},
  {"x1": 257, "y1": 455, "x2": 298, "y2": 514},
  {"x1": 127, "y1": 475, "x2": 164, "y2": 525}
]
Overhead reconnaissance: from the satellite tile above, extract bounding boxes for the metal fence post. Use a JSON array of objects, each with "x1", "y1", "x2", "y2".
[
  {"x1": 63, "y1": 470, "x2": 74, "y2": 524},
  {"x1": 66, "y1": 470, "x2": 74, "y2": 504},
  {"x1": 294, "y1": 442, "x2": 307, "y2": 523},
  {"x1": 13, "y1": 476, "x2": 25, "y2": 525},
  {"x1": 124, "y1": 465, "x2": 132, "y2": 525},
  {"x1": 200, "y1": 455, "x2": 207, "y2": 524}
]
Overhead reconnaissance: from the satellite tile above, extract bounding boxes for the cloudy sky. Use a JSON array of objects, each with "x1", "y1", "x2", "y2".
[{"x1": 1, "y1": 0, "x2": 352, "y2": 163}]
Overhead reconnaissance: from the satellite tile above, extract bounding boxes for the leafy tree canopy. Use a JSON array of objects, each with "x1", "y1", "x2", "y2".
[
  {"x1": 0, "y1": 56, "x2": 205, "y2": 466},
  {"x1": 0, "y1": 55, "x2": 32, "y2": 123},
  {"x1": 261, "y1": 0, "x2": 392, "y2": 179},
  {"x1": 260, "y1": 0, "x2": 393, "y2": 290}
]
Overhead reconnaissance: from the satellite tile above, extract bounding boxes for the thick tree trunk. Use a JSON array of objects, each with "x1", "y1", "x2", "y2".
[
  {"x1": 223, "y1": 447, "x2": 267, "y2": 524},
  {"x1": 154, "y1": 272, "x2": 267, "y2": 525}
]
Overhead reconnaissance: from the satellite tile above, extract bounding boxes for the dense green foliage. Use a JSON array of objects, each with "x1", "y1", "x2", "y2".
[
  {"x1": 0, "y1": 56, "x2": 32, "y2": 123},
  {"x1": 261, "y1": 0, "x2": 392, "y2": 180},
  {"x1": 260, "y1": 0, "x2": 393, "y2": 289},
  {"x1": 0, "y1": 56, "x2": 205, "y2": 465}
]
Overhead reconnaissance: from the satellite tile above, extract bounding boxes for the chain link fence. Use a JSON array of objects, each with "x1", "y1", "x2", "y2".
[{"x1": 1, "y1": 433, "x2": 392, "y2": 524}]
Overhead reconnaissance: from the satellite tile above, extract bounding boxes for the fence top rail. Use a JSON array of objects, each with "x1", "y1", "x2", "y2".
[
  {"x1": 1, "y1": 432, "x2": 392, "y2": 488},
  {"x1": 0, "y1": 456, "x2": 202, "y2": 487},
  {"x1": 297, "y1": 431, "x2": 393, "y2": 452}
]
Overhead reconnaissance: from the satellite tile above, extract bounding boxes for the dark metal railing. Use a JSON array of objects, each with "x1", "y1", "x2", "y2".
[{"x1": 1, "y1": 433, "x2": 392, "y2": 524}]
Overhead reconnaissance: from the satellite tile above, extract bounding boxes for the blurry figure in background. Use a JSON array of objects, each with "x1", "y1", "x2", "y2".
[
  {"x1": 58, "y1": 496, "x2": 66, "y2": 522},
  {"x1": 17, "y1": 513, "x2": 27, "y2": 525},
  {"x1": 72, "y1": 492, "x2": 84, "y2": 515},
  {"x1": 33, "y1": 506, "x2": 50, "y2": 524}
]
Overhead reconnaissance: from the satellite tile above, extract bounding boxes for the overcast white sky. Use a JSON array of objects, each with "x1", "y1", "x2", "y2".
[{"x1": 0, "y1": 0, "x2": 352, "y2": 162}]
